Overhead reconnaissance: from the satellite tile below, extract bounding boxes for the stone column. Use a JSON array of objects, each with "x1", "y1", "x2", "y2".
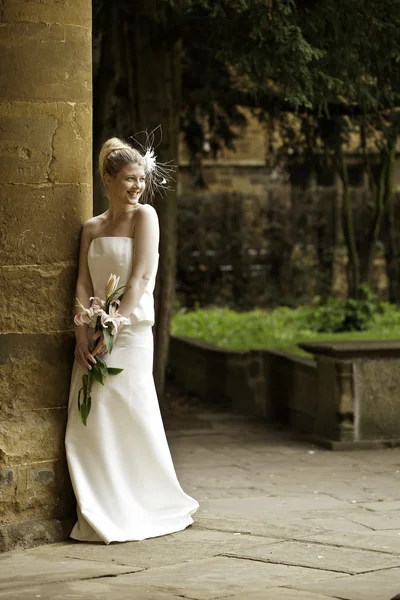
[{"x1": 0, "y1": 1, "x2": 92, "y2": 551}]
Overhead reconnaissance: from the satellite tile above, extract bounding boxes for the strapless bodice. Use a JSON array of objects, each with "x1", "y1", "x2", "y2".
[{"x1": 88, "y1": 237, "x2": 158, "y2": 326}]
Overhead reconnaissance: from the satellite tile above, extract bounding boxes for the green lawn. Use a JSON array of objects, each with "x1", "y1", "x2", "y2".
[{"x1": 171, "y1": 305, "x2": 400, "y2": 355}]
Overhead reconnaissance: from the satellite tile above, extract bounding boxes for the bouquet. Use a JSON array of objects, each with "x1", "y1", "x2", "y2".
[{"x1": 74, "y1": 274, "x2": 129, "y2": 425}]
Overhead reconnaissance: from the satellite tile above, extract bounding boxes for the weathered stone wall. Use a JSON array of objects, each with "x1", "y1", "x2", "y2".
[
  {"x1": 178, "y1": 109, "x2": 400, "y2": 307},
  {"x1": 176, "y1": 183, "x2": 393, "y2": 308},
  {"x1": 169, "y1": 336, "x2": 400, "y2": 449},
  {"x1": 0, "y1": 0, "x2": 92, "y2": 551},
  {"x1": 169, "y1": 335, "x2": 318, "y2": 424}
]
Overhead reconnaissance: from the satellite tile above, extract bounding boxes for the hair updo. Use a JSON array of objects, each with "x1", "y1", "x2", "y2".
[{"x1": 99, "y1": 137, "x2": 146, "y2": 183}]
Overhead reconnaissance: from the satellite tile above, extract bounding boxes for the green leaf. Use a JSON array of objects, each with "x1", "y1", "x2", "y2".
[
  {"x1": 77, "y1": 387, "x2": 82, "y2": 411},
  {"x1": 107, "y1": 367, "x2": 124, "y2": 376},
  {"x1": 94, "y1": 355, "x2": 109, "y2": 378},
  {"x1": 91, "y1": 363, "x2": 104, "y2": 385},
  {"x1": 82, "y1": 374, "x2": 88, "y2": 389},
  {"x1": 103, "y1": 327, "x2": 114, "y2": 354},
  {"x1": 95, "y1": 355, "x2": 107, "y2": 369},
  {"x1": 80, "y1": 401, "x2": 90, "y2": 426}
]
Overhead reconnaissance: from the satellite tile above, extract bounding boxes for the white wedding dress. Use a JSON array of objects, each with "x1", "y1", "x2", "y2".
[{"x1": 65, "y1": 237, "x2": 199, "y2": 543}]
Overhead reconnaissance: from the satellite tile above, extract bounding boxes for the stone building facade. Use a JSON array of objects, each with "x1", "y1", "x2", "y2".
[
  {"x1": 177, "y1": 111, "x2": 398, "y2": 307},
  {"x1": 0, "y1": 0, "x2": 92, "y2": 551}
]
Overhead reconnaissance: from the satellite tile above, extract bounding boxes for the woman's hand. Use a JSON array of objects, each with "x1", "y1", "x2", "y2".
[
  {"x1": 92, "y1": 331, "x2": 108, "y2": 358},
  {"x1": 75, "y1": 335, "x2": 97, "y2": 370}
]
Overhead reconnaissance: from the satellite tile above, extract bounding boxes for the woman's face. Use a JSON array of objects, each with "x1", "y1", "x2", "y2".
[{"x1": 106, "y1": 162, "x2": 146, "y2": 206}]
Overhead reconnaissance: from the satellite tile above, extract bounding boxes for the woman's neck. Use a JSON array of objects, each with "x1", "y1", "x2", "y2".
[{"x1": 105, "y1": 202, "x2": 138, "y2": 222}]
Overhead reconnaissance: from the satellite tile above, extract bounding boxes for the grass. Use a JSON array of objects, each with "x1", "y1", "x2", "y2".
[{"x1": 171, "y1": 304, "x2": 400, "y2": 355}]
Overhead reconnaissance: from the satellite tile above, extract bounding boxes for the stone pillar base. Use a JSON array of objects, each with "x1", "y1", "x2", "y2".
[{"x1": 0, "y1": 516, "x2": 76, "y2": 553}]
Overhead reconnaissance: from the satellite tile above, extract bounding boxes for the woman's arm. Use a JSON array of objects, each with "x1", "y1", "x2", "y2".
[
  {"x1": 74, "y1": 222, "x2": 97, "y2": 369},
  {"x1": 118, "y1": 204, "x2": 160, "y2": 318}
]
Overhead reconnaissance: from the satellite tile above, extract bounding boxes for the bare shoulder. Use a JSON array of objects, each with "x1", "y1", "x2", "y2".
[
  {"x1": 136, "y1": 203, "x2": 159, "y2": 224},
  {"x1": 82, "y1": 215, "x2": 104, "y2": 238}
]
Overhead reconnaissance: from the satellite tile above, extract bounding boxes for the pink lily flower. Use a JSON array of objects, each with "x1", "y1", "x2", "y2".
[
  {"x1": 90, "y1": 296, "x2": 105, "y2": 309},
  {"x1": 74, "y1": 298, "x2": 96, "y2": 326},
  {"x1": 74, "y1": 308, "x2": 95, "y2": 326},
  {"x1": 100, "y1": 300, "x2": 129, "y2": 335}
]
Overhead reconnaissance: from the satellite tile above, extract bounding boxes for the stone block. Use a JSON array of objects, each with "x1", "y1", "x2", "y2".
[
  {"x1": 1, "y1": 464, "x2": 60, "y2": 522},
  {"x1": 263, "y1": 350, "x2": 317, "y2": 427},
  {"x1": 313, "y1": 356, "x2": 342, "y2": 441},
  {"x1": 0, "y1": 102, "x2": 92, "y2": 185},
  {"x1": 0, "y1": 518, "x2": 64, "y2": 553},
  {"x1": 0, "y1": 408, "x2": 67, "y2": 466},
  {"x1": 0, "y1": 458, "x2": 74, "y2": 530},
  {"x1": 0, "y1": 24, "x2": 91, "y2": 102},
  {"x1": 227, "y1": 354, "x2": 267, "y2": 417},
  {"x1": 0, "y1": 468, "x2": 18, "y2": 516},
  {"x1": 0, "y1": 333, "x2": 74, "y2": 411},
  {"x1": 2, "y1": 0, "x2": 91, "y2": 28},
  {"x1": 30, "y1": 467, "x2": 55, "y2": 485},
  {"x1": 0, "y1": 469, "x2": 15, "y2": 485},
  {"x1": 354, "y1": 358, "x2": 400, "y2": 440},
  {"x1": 169, "y1": 336, "x2": 231, "y2": 406},
  {"x1": 0, "y1": 183, "x2": 91, "y2": 264},
  {"x1": 0, "y1": 264, "x2": 77, "y2": 332}
]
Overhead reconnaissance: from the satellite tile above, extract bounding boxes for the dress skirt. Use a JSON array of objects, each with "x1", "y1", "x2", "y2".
[{"x1": 65, "y1": 322, "x2": 199, "y2": 544}]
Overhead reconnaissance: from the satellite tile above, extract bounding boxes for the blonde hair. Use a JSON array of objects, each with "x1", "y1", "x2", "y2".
[{"x1": 99, "y1": 137, "x2": 146, "y2": 182}]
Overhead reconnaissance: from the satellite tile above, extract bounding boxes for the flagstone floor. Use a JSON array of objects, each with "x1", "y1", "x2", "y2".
[{"x1": 1, "y1": 407, "x2": 400, "y2": 600}]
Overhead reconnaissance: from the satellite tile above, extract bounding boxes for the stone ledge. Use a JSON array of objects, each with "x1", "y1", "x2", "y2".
[
  {"x1": 299, "y1": 340, "x2": 400, "y2": 359},
  {"x1": 173, "y1": 335, "x2": 245, "y2": 355}
]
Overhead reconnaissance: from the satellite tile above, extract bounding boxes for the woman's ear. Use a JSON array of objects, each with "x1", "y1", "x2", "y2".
[{"x1": 103, "y1": 173, "x2": 112, "y2": 188}]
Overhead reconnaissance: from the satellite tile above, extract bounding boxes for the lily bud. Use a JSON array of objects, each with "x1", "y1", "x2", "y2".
[{"x1": 105, "y1": 274, "x2": 120, "y2": 299}]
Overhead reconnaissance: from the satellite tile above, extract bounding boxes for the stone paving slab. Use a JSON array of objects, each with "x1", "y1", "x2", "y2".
[
  {"x1": 194, "y1": 486, "x2": 274, "y2": 500},
  {"x1": 199, "y1": 494, "x2": 347, "y2": 522},
  {"x1": 360, "y1": 501, "x2": 400, "y2": 512},
  {"x1": 350, "y1": 513, "x2": 400, "y2": 531},
  {"x1": 224, "y1": 589, "x2": 341, "y2": 600},
  {"x1": 29, "y1": 529, "x2": 279, "y2": 569},
  {"x1": 304, "y1": 530, "x2": 400, "y2": 554},
  {"x1": 194, "y1": 515, "x2": 325, "y2": 539},
  {"x1": 0, "y1": 582, "x2": 182, "y2": 600},
  {"x1": 294, "y1": 566, "x2": 400, "y2": 600},
  {"x1": 116, "y1": 556, "x2": 349, "y2": 600},
  {"x1": 286, "y1": 516, "x2": 378, "y2": 534},
  {"x1": 222, "y1": 539, "x2": 400, "y2": 574},
  {"x1": 0, "y1": 551, "x2": 141, "y2": 591}
]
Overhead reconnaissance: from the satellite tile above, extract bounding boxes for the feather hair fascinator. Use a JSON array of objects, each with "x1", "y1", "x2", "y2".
[{"x1": 128, "y1": 125, "x2": 176, "y2": 201}]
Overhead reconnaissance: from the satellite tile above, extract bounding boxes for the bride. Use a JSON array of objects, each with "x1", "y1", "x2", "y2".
[{"x1": 65, "y1": 136, "x2": 199, "y2": 544}]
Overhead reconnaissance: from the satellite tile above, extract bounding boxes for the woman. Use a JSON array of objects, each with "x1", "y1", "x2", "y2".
[{"x1": 65, "y1": 137, "x2": 199, "y2": 543}]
